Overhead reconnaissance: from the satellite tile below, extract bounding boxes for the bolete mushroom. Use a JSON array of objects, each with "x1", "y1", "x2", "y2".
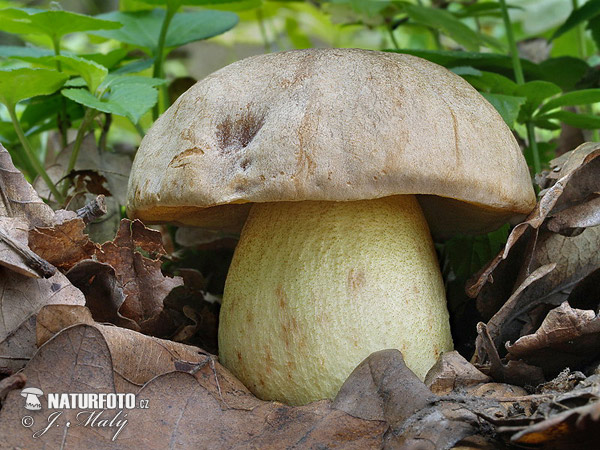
[{"x1": 126, "y1": 48, "x2": 536, "y2": 406}]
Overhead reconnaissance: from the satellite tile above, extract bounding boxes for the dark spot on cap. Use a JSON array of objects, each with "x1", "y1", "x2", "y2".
[
  {"x1": 51, "y1": 283, "x2": 61, "y2": 292},
  {"x1": 216, "y1": 108, "x2": 265, "y2": 154}
]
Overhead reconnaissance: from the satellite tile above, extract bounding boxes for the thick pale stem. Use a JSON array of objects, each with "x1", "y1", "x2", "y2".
[{"x1": 218, "y1": 195, "x2": 453, "y2": 405}]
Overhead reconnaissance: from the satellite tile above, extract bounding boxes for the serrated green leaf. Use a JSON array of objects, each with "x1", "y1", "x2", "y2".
[
  {"x1": 94, "y1": 9, "x2": 238, "y2": 52},
  {"x1": 100, "y1": 74, "x2": 166, "y2": 92},
  {"x1": 108, "y1": 83, "x2": 158, "y2": 123},
  {"x1": 552, "y1": 0, "x2": 600, "y2": 40},
  {"x1": 480, "y1": 92, "x2": 526, "y2": 127},
  {"x1": 18, "y1": 55, "x2": 108, "y2": 93},
  {"x1": 63, "y1": 83, "x2": 158, "y2": 124},
  {"x1": 587, "y1": 15, "x2": 600, "y2": 57},
  {"x1": 532, "y1": 118, "x2": 561, "y2": 130},
  {"x1": 0, "y1": 68, "x2": 68, "y2": 107},
  {"x1": 402, "y1": 4, "x2": 505, "y2": 52},
  {"x1": 62, "y1": 88, "x2": 124, "y2": 116},
  {"x1": 0, "y1": 8, "x2": 122, "y2": 41},
  {"x1": 536, "y1": 89, "x2": 600, "y2": 116}
]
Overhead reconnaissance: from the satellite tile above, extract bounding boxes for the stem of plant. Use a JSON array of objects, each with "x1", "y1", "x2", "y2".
[
  {"x1": 52, "y1": 35, "x2": 69, "y2": 149},
  {"x1": 256, "y1": 8, "x2": 272, "y2": 53},
  {"x1": 499, "y1": 0, "x2": 541, "y2": 173},
  {"x1": 388, "y1": 27, "x2": 400, "y2": 50},
  {"x1": 60, "y1": 109, "x2": 97, "y2": 199},
  {"x1": 152, "y1": 7, "x2": 176, "y2": 120},
  {"x1": 7, "y1": 104, "x2": 64, "y2": 203}
]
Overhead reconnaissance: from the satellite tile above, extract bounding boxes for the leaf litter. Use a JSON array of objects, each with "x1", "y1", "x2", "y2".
[{"x1": 0, "y1": 142, "x2": 599, "y2": 448}]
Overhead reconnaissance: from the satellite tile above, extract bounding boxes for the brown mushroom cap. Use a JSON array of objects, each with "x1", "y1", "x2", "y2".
[{"x1": 126, "y1": 48, "x2": 536, "y2": 239}]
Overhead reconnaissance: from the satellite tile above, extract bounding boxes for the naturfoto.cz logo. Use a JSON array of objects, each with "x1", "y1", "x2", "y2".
[{"x1": 19, "y1": 387, "x2": 149, "y2": 441}]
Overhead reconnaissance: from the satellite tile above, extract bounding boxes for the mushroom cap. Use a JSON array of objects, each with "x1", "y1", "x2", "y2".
[{"x1": 126, "y1": 48, "x2": 536, "y2": 239}]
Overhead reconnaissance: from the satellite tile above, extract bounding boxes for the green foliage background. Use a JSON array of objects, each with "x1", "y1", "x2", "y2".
[{"x1": 1, "y1": 0, "x2": 599, "y2": 351}]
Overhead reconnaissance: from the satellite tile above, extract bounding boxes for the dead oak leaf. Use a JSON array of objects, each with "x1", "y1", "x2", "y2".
[
  {"x1": 506, "y1": 302, "x2": 600, "y2": 375},
  {"x1": 0, "y1": 267, "x2": 85, "y2": 372},
  {"x1": 0, "y1": 324, "x2": 385, "y2": 449}
]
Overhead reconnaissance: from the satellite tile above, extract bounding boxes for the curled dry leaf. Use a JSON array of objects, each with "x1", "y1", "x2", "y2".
[
  {"x1": 506, "y1": 302, "x2": 600, "y2": 375},
  {"x1": 62, "y1": 219, "x2": 182, "y2": 336},
  {"x1": 466, "y1": 143, "x2": 600, "y2": 383}
]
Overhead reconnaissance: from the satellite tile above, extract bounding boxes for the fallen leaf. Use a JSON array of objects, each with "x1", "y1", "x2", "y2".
[
  {"x1": 510, "y1": 400, "x2": 600, "y2": 448},
  {"x1": 0, "y1": 143, "x2": 54, "y2": 227},
  {"x1": 506, "y1": 302, "x2": 600, "y2": 375},
  {"x1": 424, "y1": 351, "x2": 490, "y2": 395},
  {"x1": 0, "y1": 324, "x2": 385, "y2": 448},
  {"x1": 28, "y1": 217, "x2": 98, "y2": 271},
  {"x1": 64, "y1": 219, "x2": 182, "y2": 336},
  {"x1": 0, "y1": 267, "x2": 85, "y2": 372}
]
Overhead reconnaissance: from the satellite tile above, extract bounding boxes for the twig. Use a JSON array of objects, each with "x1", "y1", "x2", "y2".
[
  {"x1": 0, "y1": 228, "x2": 56, "y2": 277},
  {"x1": 75, "y1": 195, "x2": 107, "y2": 225}
]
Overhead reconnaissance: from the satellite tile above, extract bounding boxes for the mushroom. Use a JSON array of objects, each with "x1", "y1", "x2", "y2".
[
  {"x1": 21, "y1": 387, "x2": 43, "y2": 410},
  {"x1": 127, "y1": 48, "x2": 536, "y2": 406}
]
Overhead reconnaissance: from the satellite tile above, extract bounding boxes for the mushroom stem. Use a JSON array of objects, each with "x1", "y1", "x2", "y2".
[{"x1": 218, "y1": 195, "x2": 453, "y2": 405}]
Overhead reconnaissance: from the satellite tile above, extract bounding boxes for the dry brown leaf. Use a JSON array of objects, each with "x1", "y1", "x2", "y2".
[
  {"x1": 0, "y1": 217, "x2": 42, "y2": 277},
  {"x1": 0, "y1": 144, "x2": 54, "y2": 227},
  {"x1": 0, "y1": 267, "x2": 85, "y2": 372},
  {"x1": 424, "y1": 351, "x2": 490, "y2": 395},
  {"x1": 28, "y1": 218, "x2": 98, "y2": 271},
  {"x1": 506, "y1": 302, "x2": 600, "y2": 375},
  {"x1": 465, "y1": 143, "x2": 600, "y2": 384},
  {"x1": 0, "y1": 324, "x2": 385, "y2": 448},
  {"x1": 509, "y1": 400, "x2": 600, "y2": 448},
  {"x1": 64, "y1": 219, "x2": 182, "y2": 336}
]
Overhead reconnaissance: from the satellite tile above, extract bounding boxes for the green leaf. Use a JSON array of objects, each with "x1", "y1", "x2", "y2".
[
  {"x1": 587, "y1": 15, "x2": 600, "y2": 54},
  {"x1": 551, "y1": 0, "x2": 600, "y2": 40},
  {"x1": 81, "y1": 48, "x2": 128, "y2": 69},
  {"x1": 18, "y1": 55, "x2": 108, "y2": 93},
  {"x1": 0, "y1": 8, "x2": 122, "y2": 41},
  {"x1": 62, "y1": 88, "x2": 123, "y2": 116},
  {"x1": 63, "y1": 83, "x2": 158, "y2": 124},
  {"x1": 0, "y1": 68, "x2": 68, "y2": 107},
  {"x1": 113, "y1": 58, "x2": 155, "y2": 75},
  {"x1": 536, "y1": 110, "x2": 600, "y2": 129},
  {"x1": 537, "y1": 89, "x2": 600, "y2": 116},
  {"x1": 514, "y1": 81, "x2": 562, "y2": 120},
  {"x1": 94, "y1": 9, "x2": 238, "y2": 52},
  {"x1": 108, "y1": 83, "x2": 159, "y2": 123},
  {"x1": 100, "y1": 74, "x2": 166, "y2": 91},
  {"x1": 402, "y1": 4, "x2": 505, "y2": 52},
  {"x1": 390, "y1": 49, "x2": 588, "y2": 90},
  {"x1": 20, "y1": 93, "x2": 83, "y2": 131},
  {"x1": 480, "y1": 92, "x2": 526, "y2": 127},
  {"x1": 462, "y1": 70, "x2": 518, "y2": 94},
  {"x1": 450, "y1": 66, "x2": 482, "y2": 77},
  {"x1": 0, "y1": 45, "x2": 53, "y2": 59}
]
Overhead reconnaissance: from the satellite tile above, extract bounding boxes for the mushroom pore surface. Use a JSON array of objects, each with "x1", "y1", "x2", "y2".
[{"x1": 218, "y1": 194, "x2": 453, "y2": 405}]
